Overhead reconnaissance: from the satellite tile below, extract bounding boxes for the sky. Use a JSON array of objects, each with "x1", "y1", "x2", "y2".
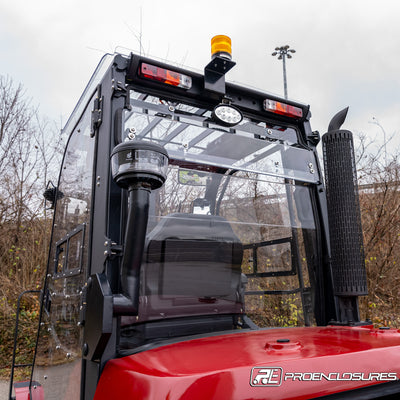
[{"x1": 1, "y1": 0, "x2": 399, "y2": 159}]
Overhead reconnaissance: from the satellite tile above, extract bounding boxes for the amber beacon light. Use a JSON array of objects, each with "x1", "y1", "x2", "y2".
[{"x1": 211, "y1": 35, "x2": 232, "y2": 60}]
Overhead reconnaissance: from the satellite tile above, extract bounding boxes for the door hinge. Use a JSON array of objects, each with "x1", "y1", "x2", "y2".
[{"x1": 91, "y1": 84, "x2": 103, "y2": 138}]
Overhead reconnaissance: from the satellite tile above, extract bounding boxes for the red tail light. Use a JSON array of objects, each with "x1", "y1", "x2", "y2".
[
  {"x1": 264, "y1": 99, "x2": 303, "y2": 119},
  {"x1": 140, "y1": 63, "x2": 192, "y2": 89}
]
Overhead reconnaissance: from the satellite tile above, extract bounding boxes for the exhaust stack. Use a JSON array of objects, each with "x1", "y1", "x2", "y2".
[{"x1": 322, "y1": 108, "x2": 367, "y2": 323}]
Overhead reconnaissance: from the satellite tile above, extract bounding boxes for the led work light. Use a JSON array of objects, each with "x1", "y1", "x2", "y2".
[{"x1": 212, "y1": 103, "x2": 243, "y2": 127}]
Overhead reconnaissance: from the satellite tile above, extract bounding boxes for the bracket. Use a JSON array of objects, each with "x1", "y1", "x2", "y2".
[
  {"x1": 307, "y1": 130, "x2": 321, "y2": 146},
  {"x1": 103, "y1": 236, "x2": 122, "y2": 264},
  {"x1": 204, "y1": 56, "x2": 236, "y2": 95}
]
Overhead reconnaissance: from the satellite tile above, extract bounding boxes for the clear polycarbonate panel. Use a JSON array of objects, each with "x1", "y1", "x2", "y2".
[
  {"x1": 62, "y1": 53, "x2": 114, "y2": 137},
  {"x1": 32, "y1": 93, "x2": 95, "y2": 400},
  {"x1": 122, "y1": 92, "x2": 319, "y2": 184},
  {"x1": 119, "y1": 165, "x2": 317, "y2": 332}
]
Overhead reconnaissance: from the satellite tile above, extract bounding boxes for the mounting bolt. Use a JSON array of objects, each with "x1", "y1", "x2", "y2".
[
  {"x1": 82, "y1": 343, "x2": 89, "y2": 356},
  {"x1": 128, "y1": 127, "x2": 136, "y2": 140}
]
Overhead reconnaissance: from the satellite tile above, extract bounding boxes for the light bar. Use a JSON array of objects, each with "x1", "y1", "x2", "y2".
[
  {"x1": 264, "y1": 99, "x2": 303, "y2": 119},
  {"x1": 140, "y1": 63, "x2": 192, "y2": 89}
]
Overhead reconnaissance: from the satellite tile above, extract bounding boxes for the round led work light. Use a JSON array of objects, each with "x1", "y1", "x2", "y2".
[
  {"x1": 111, "y1": 141, "x2": 169, "y2": 190},
  {"x1": 212, "y1": 104, "x2": 243, "y2": 127}
]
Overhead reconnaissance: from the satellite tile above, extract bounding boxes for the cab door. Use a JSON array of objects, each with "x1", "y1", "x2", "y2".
[{"x1": 31, "y1": 95, "x2": 96, "y2": 400}]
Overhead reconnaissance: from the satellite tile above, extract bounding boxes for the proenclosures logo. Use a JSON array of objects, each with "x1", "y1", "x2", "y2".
[{"x1": 250, "y1": 367, "x2": 397, "y2": 387}]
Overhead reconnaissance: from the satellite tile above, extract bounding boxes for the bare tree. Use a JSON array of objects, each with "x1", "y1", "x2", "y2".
[
  {"x1": 0, "y1": 75, "x2": 65, "y2": 377},
  {"x1": 0, "y1": 75, "x2": 62, "y2": 296},
  {"x1": 354, "y1": 127, "x2": 400, "y2": 326}
]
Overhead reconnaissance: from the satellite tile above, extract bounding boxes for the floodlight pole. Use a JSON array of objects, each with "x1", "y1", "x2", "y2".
[
  {"x1": 282, "y1": 54, "x2": 288, "y2": 100},
  {"x1": 271, "y1": 45, "x2": 296, "y2": 100}
]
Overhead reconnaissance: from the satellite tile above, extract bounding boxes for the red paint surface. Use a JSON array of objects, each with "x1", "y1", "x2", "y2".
[
  {"x1": 14, "y1": 381, "x2": 44, "y2": 400},
  {"x1": 14, "y1": 385, "x2": 30, "y2": 400},
  {"x1": 94, "y1": 326, "x2": 400, "y2": 399}
]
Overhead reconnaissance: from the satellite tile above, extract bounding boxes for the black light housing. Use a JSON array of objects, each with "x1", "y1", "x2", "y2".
[{"x1": 111, "y1": 140, "x2": 169, "y2": 190}]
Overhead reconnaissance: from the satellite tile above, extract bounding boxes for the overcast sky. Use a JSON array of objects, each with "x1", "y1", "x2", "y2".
[{"x1": 1, "y1": 0, "x2": 399, "y2": 158}]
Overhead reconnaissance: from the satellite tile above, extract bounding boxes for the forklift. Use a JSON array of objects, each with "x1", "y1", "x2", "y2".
[{"x1": 9, "y1": 35, "x2": 400, "y2": 399}]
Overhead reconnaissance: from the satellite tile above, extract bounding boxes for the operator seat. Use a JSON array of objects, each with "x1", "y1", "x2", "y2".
[{"x1": 140, "y1": 213, "x2": 244, "y2": 320}]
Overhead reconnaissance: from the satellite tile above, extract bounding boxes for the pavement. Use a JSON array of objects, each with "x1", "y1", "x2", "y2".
[
  {"x1": 0, "y1": 380, "x2": 9, "y2": 400},
  {"x1": 0, "y1": 361, "x2": 81, "y2": 399}
]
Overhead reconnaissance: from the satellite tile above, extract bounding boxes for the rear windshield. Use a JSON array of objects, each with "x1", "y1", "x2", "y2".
[
  {"x1": 120, "y1": 90, "x2": 318, "y2": 331},
  {"x1": 122, "y1": 91, "x2": 318, "y2": 183}
]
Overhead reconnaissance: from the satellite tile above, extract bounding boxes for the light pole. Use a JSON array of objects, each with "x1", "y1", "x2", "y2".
[{"x1": 271, "y1": 45, "x2": 296, "y2": 99}]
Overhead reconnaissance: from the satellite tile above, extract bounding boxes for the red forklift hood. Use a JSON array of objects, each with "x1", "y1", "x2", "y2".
[{"x1": 94, "y1": 326, "x2": 400, "y2": 400}]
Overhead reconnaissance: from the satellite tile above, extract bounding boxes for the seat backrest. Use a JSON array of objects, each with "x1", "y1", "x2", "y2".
[{"x1": 140, "y1": 213, "x2": 244, "y2": 319}]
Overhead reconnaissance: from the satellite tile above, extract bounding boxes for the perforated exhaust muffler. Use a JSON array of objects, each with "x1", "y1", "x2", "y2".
[{"x1": 322, "y1": 108, "x2": 367, "y2": 322}]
